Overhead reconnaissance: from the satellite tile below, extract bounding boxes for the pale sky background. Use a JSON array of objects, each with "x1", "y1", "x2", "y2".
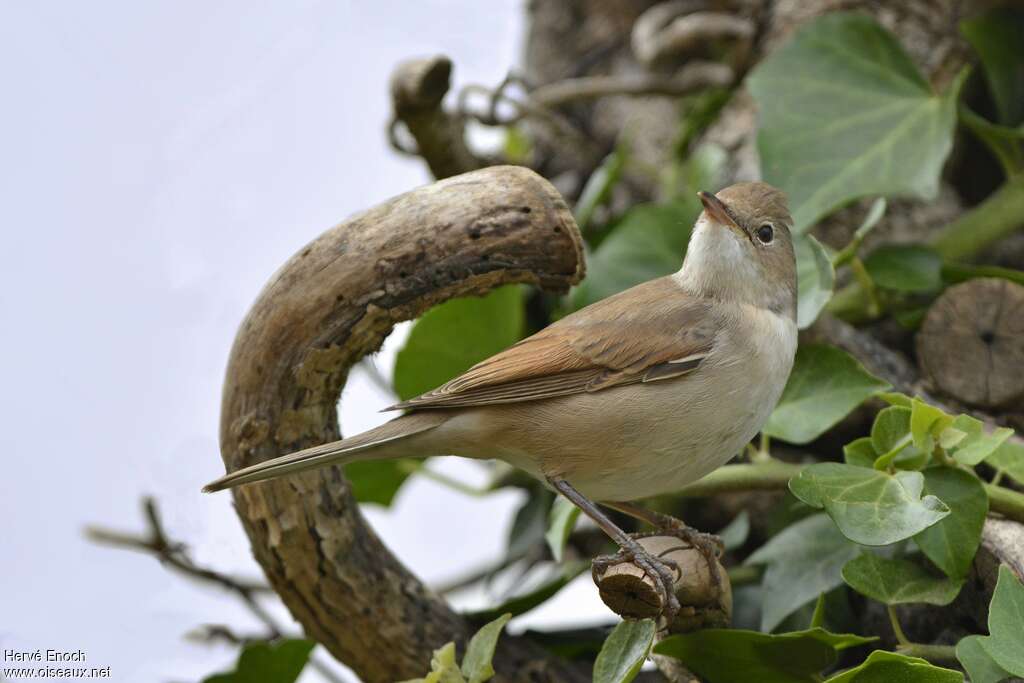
[{"x1": 0, "y1": 2, "x2": 614, "y2": 682}]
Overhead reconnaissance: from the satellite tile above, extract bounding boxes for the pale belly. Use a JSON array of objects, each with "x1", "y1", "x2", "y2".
[{"x1": 430, "y1": 329, "x2": 794, "y2": 502}]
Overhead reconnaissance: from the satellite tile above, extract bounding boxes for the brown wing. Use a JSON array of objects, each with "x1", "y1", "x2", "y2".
[{"x1": 387, "y1": 276, "x2": 720, "y2": 411}]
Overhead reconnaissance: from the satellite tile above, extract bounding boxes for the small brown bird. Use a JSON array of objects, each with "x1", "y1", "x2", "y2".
[{"x1": 205, "y1": 182, "x2": 798, "y2": 615}]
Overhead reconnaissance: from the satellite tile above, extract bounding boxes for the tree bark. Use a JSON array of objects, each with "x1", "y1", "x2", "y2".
[{"x1": 217, "y1": 166, "x2": 588, "y2": 683}]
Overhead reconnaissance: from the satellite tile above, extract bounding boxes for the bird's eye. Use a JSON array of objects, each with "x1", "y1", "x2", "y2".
[{"x1": 756, "y1": 223, "x2": 774, "y2": 244}]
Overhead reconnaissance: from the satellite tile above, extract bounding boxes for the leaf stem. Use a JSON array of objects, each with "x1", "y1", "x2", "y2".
[
  {"x1": 673, "y1": 461, "x2": 1024, "y2": 524},
  {"x1": 895, "y1": 642, "x2": 959, "y2": 666},
  {"x1": 726, "y1": 564, "x2": 762, "y2": 587},
  {"x1": 887, "y1": 605, "x2": 910, "y2": 646},
  {"x1": 395, "y1": 459, "x2": 490, "y2": 497},
  {"x1": 932, "y1": 172, "x2": 1024, "y2": 260},
  {"x1": 828, "y1": 173, "x2": 1024, "y2": 320}
]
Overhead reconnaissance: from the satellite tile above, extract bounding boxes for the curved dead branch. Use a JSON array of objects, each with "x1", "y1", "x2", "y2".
[
  {"x1": 390, "y1": 55, "x2": 482, "y2": 179},
  {"x1": 217, "y1": 165, "x2": 587, "y2": 683}
]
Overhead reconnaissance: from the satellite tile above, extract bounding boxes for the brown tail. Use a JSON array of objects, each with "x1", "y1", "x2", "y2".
[{"x1": 203, "y1": 412, "x2": 447, "y2": 492}]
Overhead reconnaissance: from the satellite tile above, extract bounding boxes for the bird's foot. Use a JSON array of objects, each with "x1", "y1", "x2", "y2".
[
  {"x1": 592, "y1": 537, "x2": 681, "y2": 619},
  {"x1": 654, "y1": 521, "x2": 725, "y2": 595}
]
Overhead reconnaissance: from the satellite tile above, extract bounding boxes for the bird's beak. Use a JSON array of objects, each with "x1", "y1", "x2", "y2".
[{"x1": 698, "y1": 191, "x2": 743, "y2": 237}]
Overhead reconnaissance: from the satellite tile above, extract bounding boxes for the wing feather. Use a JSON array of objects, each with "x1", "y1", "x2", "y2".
[{"x1": 388, "y1": 277, "x2": 719, "y2": 410}]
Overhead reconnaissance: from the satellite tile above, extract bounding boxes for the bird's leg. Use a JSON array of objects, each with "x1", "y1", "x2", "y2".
[
  {"x1": 604, "y1": 500, "x2": 725, "y2": 594},
  {"x1": 547, "y1": 478, "x2": 681, "y2": 618}
]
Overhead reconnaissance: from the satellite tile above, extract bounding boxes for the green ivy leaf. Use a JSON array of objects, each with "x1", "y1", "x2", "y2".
[
  {"x1": 869, "y1": 406, "x2": 908, "y2": 459},
  {"x1": 507, "y1": 488, "x2": 554, "y2": 559},
  {"x1": 545, "y1": 496, "x2": 581, "y2": 563},
  {"x1": 399, "y1": 642, "x2": 467, "y2": 683},
  {"x1": 844, "y1": 437, "x2": 877, "y2": 468},
  {"x1": 748, "y1": 13, "x2": 962, "y2": 232},
  {"x1": 746, "y1": 513, "x2": 860, "y2": 632},
  {"x1": 572, "y1": 200, "x2": 699, "y2": 308},
  {"x1": 461, "y1": 613, "x2": 511, "y2": 683},
  {"x1": 978, "y1": 565, "x2": 1024, "y2": 676},
  {"x1": 913, "y1": 467, "x2": 988, "y2": 579},
  {"x1": 575, "y1": 148, "x2": 626, "y2": 231},
  {"x1": 203, "y1": 640, "x2": 315, "y2": 683},
  {"x1": 764, "y1": 344, "x2": 890, "y2": 445},
  {"x1": 961, "y1": 8, "x2": 1024, "y2": 126},
  {"x1": 822, "y1": 650, "x2": 963, "y2": 682},
  {"x1": 344, "y1": 460, "x2": 413, "y2": 507},
  {"x1": 394, "y1": 285, "x2": 524, "y2": 401},
  {"x1": 719, "y1": 511, "x2": 751, "y2": 552},
  {"x1": 956, "y1": 635, "x2": 1014, "y2": 683},
  {"x1": 870, "y1": 406, "x2": 919, "y2": 470},
  {"x1": 841, "y1": 554, "x2": 962, "y2": 605},
  {"x1": 592, "y1": 619, "x2": 657, "y2": 683},
  {"x1": 878, "y1": 392, "x2": 913, "y2": 408},
  {"x1": 947, "y1": 415, "x2": 1014, "y2": 466},
  {"x1": 987, "y1": 441, "x2": 1024, "y2": 486},
  {"x1": 654, "y1": 627, "x2": 872, "y2": 683},
  {"x1": 465, "y1": 561, "x2": 588, "y2": 623},
  {"x1": 909, "y1": 399, "x2": 953, "y2": 454},
  {"x1": 795, "y1": 234, "x2": 835, "y2": 329},
  {"x1": 863, "y1": 245, "x2": 943, "y2": 293},
  {"x1": 789, "y1": 463, "x2": 950, "y2": 546}
]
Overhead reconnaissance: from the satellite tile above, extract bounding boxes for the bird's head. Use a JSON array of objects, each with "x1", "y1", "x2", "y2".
[{"x1": 680, "y1": 181, "x2": 797, "y2": 320}]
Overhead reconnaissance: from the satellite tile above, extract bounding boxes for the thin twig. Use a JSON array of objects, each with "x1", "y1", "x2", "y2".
[
  {"x1": 529, "y1": 63, "x2": 732, "y2": 109},
  {"x1": 85, "y1": 498, "x2": 349, "y2": 683}
]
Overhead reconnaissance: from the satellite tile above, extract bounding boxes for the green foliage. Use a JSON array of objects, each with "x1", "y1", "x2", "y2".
[
  {"x1": 571, "y1": 199, "x2": 700, "y2": 308},
  {"x1": 913, "y1": 468, "x2": 987, "y2": 579},
  {"x1": 988, "y1": 441, "x2": 1024, "y2": 486},
  {"x1": 402, "y1": 642, "x2": 464, "y2": 683},
  {"x1": 870, "y1": 406, "x2": 922, "y2": 470},
  {"x1": 748, "y1": 13, "x2": 962, "y2": 232},
  {"x1": 592, "y1": 619, "x2": 656, "y2": 683},
  {"x1": 203, "y1": 640, "x2": 315, "y2": 683},
  {"x1": 794, "y1": 234, "x2": 835, "y2": 328},
  {"x1": 823, "y1": 651, "x2": 962, "y2": 682},
  {"x1": 401, "y1": 614, "x2": 512, "y2": 683},
  {"x1": 863, "y1": 245, "x2": 943, "y2": 293},
  {"x1": 719, "y1": 510, "x2": 751, "y2": 551},
  {"x1": 956, "y1": 635, "x2": 1013, "y2": 683},
  {"x1": 764, "y1": 344, "x2": 890, "y2": 445},
  {"x1": 947, "y1": 415, "x2": 1013, "y2": 466},
  {"x1": 745, "y1": 513, "x2": 860, "y2": 632},
  {"x1": 976, "y1": 566, "x2": 1024, "y2": 676},
  {"x1": 344, "y1": 458, "x2": 413, "y2": 507},
  {"x1": 961, "y1": 8, "x2": 1024, "y2": 127},
  {"x1": 841, "y1": 554, "x2": 961, "y2": 606},
  {"x1": 545, "y1": 495, "x2": 581, "y2": 563},
  {"x1": 576, "y1": 147, "x2": 627, "y2": 232},
  {"x1": 654, "y1": 627, "x2": 873, "y2": 683},
  {"x1": 789, "y1": 464, "x2": 949, "y2": 546},
  {"x1": 508, "y1": 488, "x2": 553, "y2": 558},
  {"x1": 461, "y1": 614, "x2": 513, "y2": 683}
]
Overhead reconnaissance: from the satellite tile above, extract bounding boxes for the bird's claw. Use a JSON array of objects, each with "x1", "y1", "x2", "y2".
[
  {"x1": 655, "y1": 524, "x2": 725, "y2": 594},
  {"x1": 593, "y1": 539, "x2": 682, "y2": 620}
]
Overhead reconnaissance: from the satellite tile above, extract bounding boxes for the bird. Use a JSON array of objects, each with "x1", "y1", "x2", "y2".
[{"x1": 205, "y1": 181, "x2": 798, "y2": 617}]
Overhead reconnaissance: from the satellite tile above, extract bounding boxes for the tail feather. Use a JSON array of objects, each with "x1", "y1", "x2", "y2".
[{"x1": 203, "y1": 412, "x2": 447, "y2": 493}]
